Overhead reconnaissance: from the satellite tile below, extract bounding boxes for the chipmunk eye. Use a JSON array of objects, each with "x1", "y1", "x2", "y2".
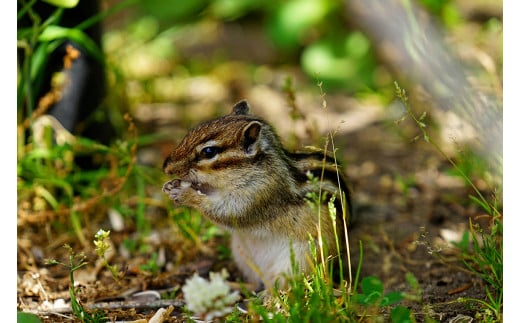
[{"x1": 200, "y1": 146, "x2": 220, "y2": 159}]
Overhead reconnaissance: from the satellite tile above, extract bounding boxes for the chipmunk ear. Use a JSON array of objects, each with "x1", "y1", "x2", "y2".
[
  {"x1": 231, "y1": 100, "x2": 250, "y2": 115},
  {"x1": 241, "y1": 121, "x2": 262, "y2": 155}
]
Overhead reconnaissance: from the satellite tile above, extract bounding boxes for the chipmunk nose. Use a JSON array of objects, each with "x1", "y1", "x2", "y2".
[
  {"x1": 162, "y1": 155, "x2": 173, "y2": 174},
  {"x1": 163, "y1": 154, "x2": 190, "y2": 177},
  {"x1": 163, "y1": 155, "x2": 180, "y2": 175}
]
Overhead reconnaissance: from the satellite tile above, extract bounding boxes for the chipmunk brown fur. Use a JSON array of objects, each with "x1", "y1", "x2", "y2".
[{"x1": 163, "y1": 100, "x2": 352, "y2": 290}]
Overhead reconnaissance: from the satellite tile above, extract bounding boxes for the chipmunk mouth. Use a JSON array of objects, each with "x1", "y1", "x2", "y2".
[
  {"x1": 162, "y1": 179, "x2": 211, "y2": 196},
  {"x1": 191, "y1": 181, "x2": 212, "y2": 195}
]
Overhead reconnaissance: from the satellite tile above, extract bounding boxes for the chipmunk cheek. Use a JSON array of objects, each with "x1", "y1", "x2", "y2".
[{"x1": 190, "y1": 182, "x2": 213, "y2": 195}]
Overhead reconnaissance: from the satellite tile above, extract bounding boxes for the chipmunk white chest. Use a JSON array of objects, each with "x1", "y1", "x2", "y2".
[{"x1": 230, "y1": 228, "x2": 311, "y2": 289}]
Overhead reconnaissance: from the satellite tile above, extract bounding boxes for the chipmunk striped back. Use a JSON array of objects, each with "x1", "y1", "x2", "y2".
[{"x1": 163, "y1": 100, "x2": 352, "y2": 289}]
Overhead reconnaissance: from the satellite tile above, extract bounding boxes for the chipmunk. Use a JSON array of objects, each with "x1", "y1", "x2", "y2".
[{"x1": 162, "y1": 100, "x2": 352, "y2": 290}]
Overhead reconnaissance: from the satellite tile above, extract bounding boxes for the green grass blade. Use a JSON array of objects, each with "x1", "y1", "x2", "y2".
[{"x1": 38, "y1": 25, "x2": 105, "y2": 63}]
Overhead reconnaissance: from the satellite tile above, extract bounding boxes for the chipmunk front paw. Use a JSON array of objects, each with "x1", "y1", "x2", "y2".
[{"x1": 162, "y1": 179, "x2": 192, "y2": 203}]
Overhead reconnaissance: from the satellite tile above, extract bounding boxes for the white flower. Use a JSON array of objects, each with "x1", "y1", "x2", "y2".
[{"x1": 182, "y1": 269, "x2": 240, "y2": 321}]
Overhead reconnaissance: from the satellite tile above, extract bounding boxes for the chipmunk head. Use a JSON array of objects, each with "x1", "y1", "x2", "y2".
[
  {"x1": 162, "y1": 100, "x2": 286, "y2": 197},
  {"x1": 164, "y1": 100, "x2": 259, "y2": 175}
]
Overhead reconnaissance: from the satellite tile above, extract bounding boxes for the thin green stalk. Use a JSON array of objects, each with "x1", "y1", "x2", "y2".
[
  {"x1": 330, "y1": 134, "x2": 353, "y2": 292},
  {"x1": 17, "y1": 0, "x2": 38, "y2": 20},
  {"x1": 394, "y1": 81, "x2": 500, "y2": 216},
  {"x1": 19, "y1": 42, "x2": 34, "y2": 115},
  {"x1": 70, "y1": 210, "x2": 87, "y2": 247},
  {"x1": 353, "y1": 240, "x2": 363, "y2": 294}
]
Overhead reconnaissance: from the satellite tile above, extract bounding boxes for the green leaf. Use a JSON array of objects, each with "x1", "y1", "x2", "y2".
[
  {"x1": 361, "y1": 276, "x2": 384, "y2": 295},
  {"x1": 355, "y1": 291, "x2": 382, "y2": 305},
  {"x1": 138, "y1": 0, "x2": 208, "y2": 22},
  {"x1": 344, "y1": 31, "x2": 370, "y2": 59},
  {"x1": 34, "y1": 185, "x2": 60, "y2": 210},
  {"x1": 29, "y1": 40, "x2": 64, "y2": 89},
  {"x1": 210, "y1": 0, "x2": 260, "y2": 20},
  {"x1": 17, "y1": 312, "x2": 43, "y2": 323},
  {"x1": 42, "y1": 0, "x2": 79, "y2": 8},
  {"x1": 380, "y1": 291, "x2": 404, "y2": 306},
  {"x1": 302, "y1": 33, "x2": 377, "y2": 90},
  {"x1": 355, "y1": 276, "x2": 386, "y2": 305},
  {"x1": 38, "y1": 26, "x2": 104, "y2": 63},
  {"x1": 34, "y1": 178, "x2": 74, "y2": 200},
  {"x1": 24, "y1": 147, "x2": 52, "y2": 160},
  {"x1": 302, "y1": 40, "x2": 356, "y2": 79},
  {"x1": 405, "y1": 272, "x2": 419, "y2": 290},
  {"x1": 268, "y1": 0, "x2": 331, "y2": 50},
  {"x1": 391, "y1": 305, "x2": 413, "y2": 323},
  {"x1": 16, "y1": 27, "x2": 34, "y2": 41},
  {"x1": 30, "y1": 42, "x2": 51, "y2": 81},
  {"x1": 452, "y1": 230, "x2": 470, "y2": 251},
  {"x1": 468, "y1": 194, "x2": 492, "y2": 214}
]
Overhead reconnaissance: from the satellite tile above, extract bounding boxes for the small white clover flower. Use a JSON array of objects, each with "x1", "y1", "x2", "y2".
[{"x1": 182, "y1": 269, "x2": 240, "y2": 321}]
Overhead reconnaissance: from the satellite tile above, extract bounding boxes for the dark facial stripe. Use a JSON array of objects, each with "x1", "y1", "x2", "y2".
[{"x1": 209, "y1": 155, "x2": 252, "y2": 170}]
